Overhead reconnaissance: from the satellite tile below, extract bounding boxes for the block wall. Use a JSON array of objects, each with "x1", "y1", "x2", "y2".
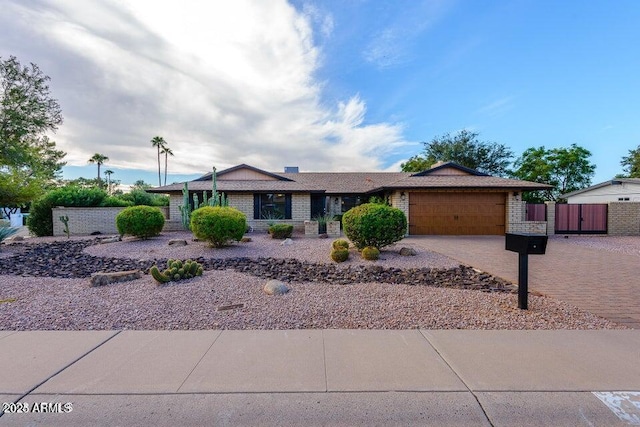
[
  {"x1": 608, "y1": 202, "x2": 640, "y2": 235},
  {"x1": 52, "y1": 207, "x2": 126, "y2": 236}
]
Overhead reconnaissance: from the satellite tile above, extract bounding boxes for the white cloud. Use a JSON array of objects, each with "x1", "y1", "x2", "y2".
[{"x1": 1, "y1": 0, "x2": 408, "y2": 173}]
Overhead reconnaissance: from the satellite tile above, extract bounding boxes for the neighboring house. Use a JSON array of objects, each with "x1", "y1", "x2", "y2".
[
  {"x1": 148, "y1": 162, "x2": 550, "y2": 235},
  {"x1": 562, "y1": 178, "x2": 640, "y2": 203}
]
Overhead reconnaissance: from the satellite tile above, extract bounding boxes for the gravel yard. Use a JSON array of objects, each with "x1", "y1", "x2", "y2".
[
  {"x1": 550, "y1": 234, "x2": 640, "y2": 256},
  {"x1": 0, "y1": 231, "x2": 625, "y2": 330}
]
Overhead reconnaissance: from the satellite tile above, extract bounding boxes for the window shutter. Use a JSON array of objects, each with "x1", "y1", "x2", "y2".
[
  {"x1": 253, "y1": 194, "x2": 260, "y2": 219},
  {"x1": 285, "y1": 194, "x2": 292, "y2": 219}
]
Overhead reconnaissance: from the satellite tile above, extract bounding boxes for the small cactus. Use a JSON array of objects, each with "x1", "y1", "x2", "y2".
[
  {"x1": 362, "y1": 246, "x2": 380, "y2": 261},
  {"x1": 332, "y1": 239, "x2": 349, "y2": 250},
  {"x1": 150, "y1": 259, "x2": 204, "y2": 284},
  {"x1": 330, "y1": 248, "x2": 349, "y2": 263}
]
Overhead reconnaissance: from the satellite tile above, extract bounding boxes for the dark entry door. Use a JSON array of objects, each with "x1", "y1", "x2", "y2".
[{"x1": 310, "y1": 194, "x2": 326, "y2": 219}]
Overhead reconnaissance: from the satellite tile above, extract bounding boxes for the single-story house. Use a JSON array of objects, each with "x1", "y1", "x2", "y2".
[
  {"x1": 148, "y1": 162, "x2": 551, "y2": 235},
  {"x1": 561, "y1": 178, "x2": 640, "y2": 203}
]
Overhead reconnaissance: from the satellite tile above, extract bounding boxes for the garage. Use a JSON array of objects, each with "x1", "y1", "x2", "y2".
[{"x1": 408, "y1": 192, "x2": 506, "y2": 235}]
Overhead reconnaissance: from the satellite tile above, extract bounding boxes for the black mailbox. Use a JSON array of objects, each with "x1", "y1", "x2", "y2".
[
  {"x1": 505, "y1": 233, "x2": 548, "y2": 255},
  {"x1": 504, "y1": 233, "x2": 548, "y2": 310}
]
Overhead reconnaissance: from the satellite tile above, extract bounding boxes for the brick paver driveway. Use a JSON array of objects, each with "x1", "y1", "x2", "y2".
[{"x1": 405, "y1": 236, "x2": 640, "y2": 329}]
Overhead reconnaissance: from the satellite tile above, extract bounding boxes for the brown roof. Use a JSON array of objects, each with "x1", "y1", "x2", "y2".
[{"x1": 148, "y1": 163, "x2": 551, "y2": 194}]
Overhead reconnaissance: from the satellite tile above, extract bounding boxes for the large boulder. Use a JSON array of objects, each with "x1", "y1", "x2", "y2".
[
  {"x1": 399, "y1": 247, "x2": 417, "y2": 256},
  {"x1": 90, "y1": 270, "x2": 142, "y2": 287},
  {"x1": 263, "y1": 279, "x2": 290, "y2": 295}
]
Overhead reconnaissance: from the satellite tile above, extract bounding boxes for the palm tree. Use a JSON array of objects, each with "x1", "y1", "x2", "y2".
[
  {"x1": 88, "y1": 153, "x2": 109, "y2": 182},
  {"x1": 150, "y1": 136, "x2": 166, "y2": 186},
  {"x1": 104, "y1": 169, "x2": 114, "y2": 194},
  {"x1": 160, "y1": 145, "x2": 174, "y2": 186}
]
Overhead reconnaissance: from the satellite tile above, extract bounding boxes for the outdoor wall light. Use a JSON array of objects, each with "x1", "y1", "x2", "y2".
[
  {"x1": 400, "y1": 192, "x2": 406, "y2": 201},
  {"x1": 334, "y1": 197, "x2": 339, "y2": 205}
]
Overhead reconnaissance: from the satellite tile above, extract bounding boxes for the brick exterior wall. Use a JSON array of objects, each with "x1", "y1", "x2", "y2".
[
  {"x1": 545, "y1": 202, "x2": 556, "y2": 235},
  {"x1": 608, "y1": 202, "x2": 640, "y2": 235},
  {"x1": 506, "y1": 197, "x2": 548, "y2": 234},
  {"x1": 389, "y1": 190, "x2": 409, "y2": 235},
  {"x1": 52, "y1": 207, "x2": 169, "y2": 236},
  {"x1": 52, "y1": 207, "x2": 126, "y2": 236}
]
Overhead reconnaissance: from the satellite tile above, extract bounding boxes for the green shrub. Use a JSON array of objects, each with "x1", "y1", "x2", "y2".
[
  {"x1": 332, "y1": 239, "x2": 349, "y2": 250},
  {"x1": 190, "y1": 206, "x2": 247, "y2": 247},
  {"x1": 342, "y1": 203, "x2": 407, "y2": 250},
  {"x1": 330, "y1": 248, "x2": 349, "y2": 263},
  {"x1": 361, "y1": 246, "x2": 380, "y2": 261},
  {"x1": 115, "y1": 205, "x2": 165, "y2": 239},
  {"x1": 268, "y1": 223, "x2": 293, "y2": 239},
  {"x1": 120, "y1": 189, "x2": 169, "y2": 206},
  {"x1": 27, "y1": 185, "x2": 110, "y2": 236},
  {"x1": 100, "y1": 196, "x2": 133, "y2": 207}
]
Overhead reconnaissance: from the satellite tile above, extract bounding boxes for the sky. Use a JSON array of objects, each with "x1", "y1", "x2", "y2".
[{"x1": 1, "y1": 0, "x2": 639, "y2": 187}]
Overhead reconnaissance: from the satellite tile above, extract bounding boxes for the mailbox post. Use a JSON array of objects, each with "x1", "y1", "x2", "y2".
[{"x1": 505, "y1": 233, "x2": 548, "y2": 309}]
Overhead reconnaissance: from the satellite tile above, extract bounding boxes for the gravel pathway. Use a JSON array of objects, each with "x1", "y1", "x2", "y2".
[{"x1": 0, "y1": 232, "x2": 625, "y2": 330}]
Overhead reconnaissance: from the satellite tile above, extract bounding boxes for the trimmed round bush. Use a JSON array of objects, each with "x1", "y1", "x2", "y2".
[
  {"x1": 330, "y1": 248, "x2": 349, "y2": 263},
  {"x1": 268, "y1": 223, "x2": 293, "y2": 239},
  {"x1": 342, "y1": 203, "x2": 407, "y2": 250},
  {"x1": 332, "y1": 239, "x2": 349, "y2": 250},
  {"x1": 361, "y1": 246, "x2": 380, "y2": 261},
  {"x1": 190, "y1": 206, "x2": 247, "y2": 248},
  {"x1": 115, "y1": 205, "x2": 165, "y2": 239}
]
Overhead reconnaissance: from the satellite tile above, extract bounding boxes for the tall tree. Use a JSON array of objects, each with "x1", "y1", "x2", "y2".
[
  {"x1": 150, "y1": 136, "x2": 166, "y2": 186},
  {"x1": 620, "y1": 145, "x2": 640, "y2": 178},
  {"x1": 401, "y1": 130, "x2": 514, "y2": 176},
  {"x1": 160, "y1": 144, "x2": 174, "y2": 186},
  {"x1": 0, "y1": 55, "x2": 66, "y2": 211},
  {"x1": 88, "y1": 153, "x2": 109, "y2": 181},
  {"x1": 104, "y1": 169, "x2": 114, "y2": 194},
  {"x1": 511, "y1": 144, "x2": 596, "y2": 202}
]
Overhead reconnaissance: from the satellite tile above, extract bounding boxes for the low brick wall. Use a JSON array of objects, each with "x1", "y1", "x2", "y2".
[
  {"x1": 508, "y1": 221, "x2": 547, "y2": 234},
  {"x1": 608, "y1": 202, "x2": 640, "y2": 236},
  {"x1": 52, "y1": 206, "x2": 170, "y2": 236},
  {"x1": 52, "y1": 207, "x2": 125, "y2": 236}
]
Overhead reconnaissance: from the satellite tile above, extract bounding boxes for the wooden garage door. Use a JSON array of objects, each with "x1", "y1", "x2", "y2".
[{"x1": 409, "y1": 192, "x2": 506, "y2": 235}]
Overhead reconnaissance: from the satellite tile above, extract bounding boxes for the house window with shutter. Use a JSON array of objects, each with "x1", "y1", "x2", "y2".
[{"x1": 253, "y1": 193, "x2": 292, "y2": 219}]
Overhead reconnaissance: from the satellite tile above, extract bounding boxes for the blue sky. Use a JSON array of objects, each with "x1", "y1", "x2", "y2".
[{"x1": 1, "y1": 0, "x2": 639, "y2": 187}]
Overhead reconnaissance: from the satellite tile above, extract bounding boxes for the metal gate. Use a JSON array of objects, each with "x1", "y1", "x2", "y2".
[
  {"x1": 555, "y1": 204, "x2": 608, "y2": 234},
  {"x1": 525, "y1": 204, "x2": 547, "y2": 221}
]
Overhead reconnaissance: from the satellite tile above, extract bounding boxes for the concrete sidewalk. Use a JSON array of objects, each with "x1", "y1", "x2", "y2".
[{"x1": 1, "y1": 330, "x2": 639, "y2": 426}]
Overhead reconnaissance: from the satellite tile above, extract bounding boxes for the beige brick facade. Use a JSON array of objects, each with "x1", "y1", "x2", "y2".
[
  {"x1": 389, "y1": 190, "x2": 410, "y2": 235},
  {"x1": 608, "y1": 202, "x2": 640, "y2": 235},
  {"x1": 52, "y1": 207, "x2": 126, "y2": 236}
]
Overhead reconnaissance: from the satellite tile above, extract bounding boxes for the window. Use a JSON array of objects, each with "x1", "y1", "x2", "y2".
[
  {"x1": 253, "y1": 193, "x2": 292, "y2": 219},
  {"x1": 618, "y1": 197, "x2": 630, "y2": 201},
  {"x1": 341, "y1": 195, "x2": 365, "y2": 213}
]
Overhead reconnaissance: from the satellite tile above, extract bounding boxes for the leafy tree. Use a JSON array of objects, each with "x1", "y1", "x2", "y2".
[
  {"x1": 511, "y1": 144, "x2": 596, "y2": 202},
  {"x1": 150, "y1": 136, "x2": 167, "y2": 186},
  {"x1": 401, "y1": 130, "x2": 514, "y2": 176},
  {"x1": 132, "y1": 179, "x2": 151, "y2": 190},
  {"x1": 620, "y1": 145, "x2": 640, "y2": 178},
  {"x1": 0, "y1": 56, "x2": 66, "y2": 212},
  {"x1": 88, "y1": 153, "x2": 109, "y2": 181}
]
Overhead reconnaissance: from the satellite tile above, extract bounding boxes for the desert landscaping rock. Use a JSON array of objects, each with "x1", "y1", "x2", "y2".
[
  {"x1": 168, "y1": 239, "x2": 188, "y2": 246},
  {"x1": 98, "y1": 236, "x2": 121, "y2": 244},
  {"x1": 399, "y1": 247, "x2": 417, "y2": 256},
  {"x1": 264, "y1": 279, "x2": 290, "y2": 295},
  {"x1": 0, "y1": 232, "x2": 628, "y2": 330},
  {"x1": 90, "y1": 270, "x2": 143, "y2": 287},
  {"x1": 280, "y1": 238, "x2": 293, "y2": 246}
]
